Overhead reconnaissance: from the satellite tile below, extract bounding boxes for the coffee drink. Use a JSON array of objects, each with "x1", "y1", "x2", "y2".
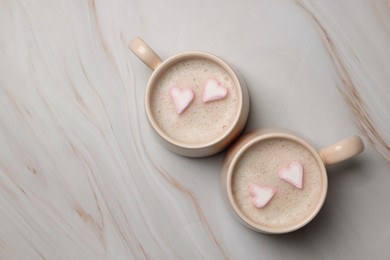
[
  {"x1": 150, "y1": 57, "x2": 239, "y2": 145},
  {"x1": 231, "y1": 137, "x2": 323, "y2": 229},
  {"x1": 130, "y1": 37, "x2": 250, "y2": 156}
]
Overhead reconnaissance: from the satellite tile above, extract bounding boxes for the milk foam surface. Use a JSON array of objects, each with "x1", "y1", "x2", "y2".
[
  {"x1": 232, "y1": 138, "x2": 322, "y2": 228},
  {"x1": 150, "y1": 58, "x2": 239, "y2": 144}
]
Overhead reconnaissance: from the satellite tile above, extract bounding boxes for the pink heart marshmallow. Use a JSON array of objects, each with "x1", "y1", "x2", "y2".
[
  {"x1": 249, "y1": 183, "x2": 277, "y2": 209},
  {"x1": 202, "y1": 79, "x2": 228, "y2": 103},
  {"x1": 169, "y1": 87, "x2": 194, "y2": 114},
  {"x1": 278, "y1": 161, "x2": 304, "y2": 189}
]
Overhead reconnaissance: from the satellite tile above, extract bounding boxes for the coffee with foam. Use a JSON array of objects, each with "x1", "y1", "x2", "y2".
[
  {"x1": 231, "y1": 138, "x2": 323, "y2": 229},
  {"x1": 150, "y1": 57, "x2": 239, "y2": 145}
]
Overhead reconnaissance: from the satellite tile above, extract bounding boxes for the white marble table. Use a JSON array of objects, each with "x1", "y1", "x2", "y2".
[{"x1": 1, "y1": 0, "x2": 390, "y2": 259}]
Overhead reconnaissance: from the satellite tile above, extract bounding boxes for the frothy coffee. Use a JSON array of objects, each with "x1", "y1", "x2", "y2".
[
  {"x1": 231, "y1": 138, "x2": 323, "y2": 229},
  {"x1": 150, "y1": 57, "x2": 239, "y2": 145}
]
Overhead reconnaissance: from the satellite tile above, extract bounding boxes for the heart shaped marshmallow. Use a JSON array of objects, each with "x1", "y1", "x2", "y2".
[
  {"x1": 169, "y1": 87, "x2": 194, "y2": 114},
  {"x1": 278, "y1": 161, "x2": 304, "y2": 189},
  {"x1": 249, "y1": 183, "x2": 277, "y2": 209},
  {"x1": 202, "y1": 79, "x2": 228, "y2": 103}
]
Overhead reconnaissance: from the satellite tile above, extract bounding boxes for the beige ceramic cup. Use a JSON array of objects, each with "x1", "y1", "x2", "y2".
[
  {"x1": 220, "y1": 128, "x2": 364, "y2": 234},
  {"x1": 129, "y1": 37, "x2": 250, "y2": 157}
]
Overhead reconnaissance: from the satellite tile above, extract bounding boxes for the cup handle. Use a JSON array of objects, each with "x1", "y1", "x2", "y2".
[
  {"x1": 319, "y1": 136, "x2": 364, "y2": 166},
  {"x1": 129, "y1": 37, "x2": 162, "y2": 70}
]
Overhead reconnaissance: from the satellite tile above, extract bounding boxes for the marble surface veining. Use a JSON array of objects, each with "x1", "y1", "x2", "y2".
[{"x1": 1, "y1": 0, "x2": 389, "y2": 259}]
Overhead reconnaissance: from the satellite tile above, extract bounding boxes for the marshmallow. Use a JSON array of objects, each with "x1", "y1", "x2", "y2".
[
  {"x1": 278, "y1": 161, "x2": 304, "y2": 189},
  {"x1": 202, "y1": 79, "x2": 228, "y2": 103},
  {"x1": 249, "y1": 183, "x2": 277, "y2": 209},
  {"x1": 169, "y1": 87, "x2": 194, "y2": 114}
]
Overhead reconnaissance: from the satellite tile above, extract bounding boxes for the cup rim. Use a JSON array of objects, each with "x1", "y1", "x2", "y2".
[
  {"x1": 145, "y1": 51, "x2": 244, "y2": 151},
  {"x1": 226, "y1": 132, "x2": 328, "y2": 234}
]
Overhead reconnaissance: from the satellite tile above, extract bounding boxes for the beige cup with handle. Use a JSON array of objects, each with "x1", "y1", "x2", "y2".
[
  {"x1": 220, "y1": 128, "x2": 364, "y2": 234},
  {"x1": 129, "y1": 37, "x2": 250, "y2": 157}
]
